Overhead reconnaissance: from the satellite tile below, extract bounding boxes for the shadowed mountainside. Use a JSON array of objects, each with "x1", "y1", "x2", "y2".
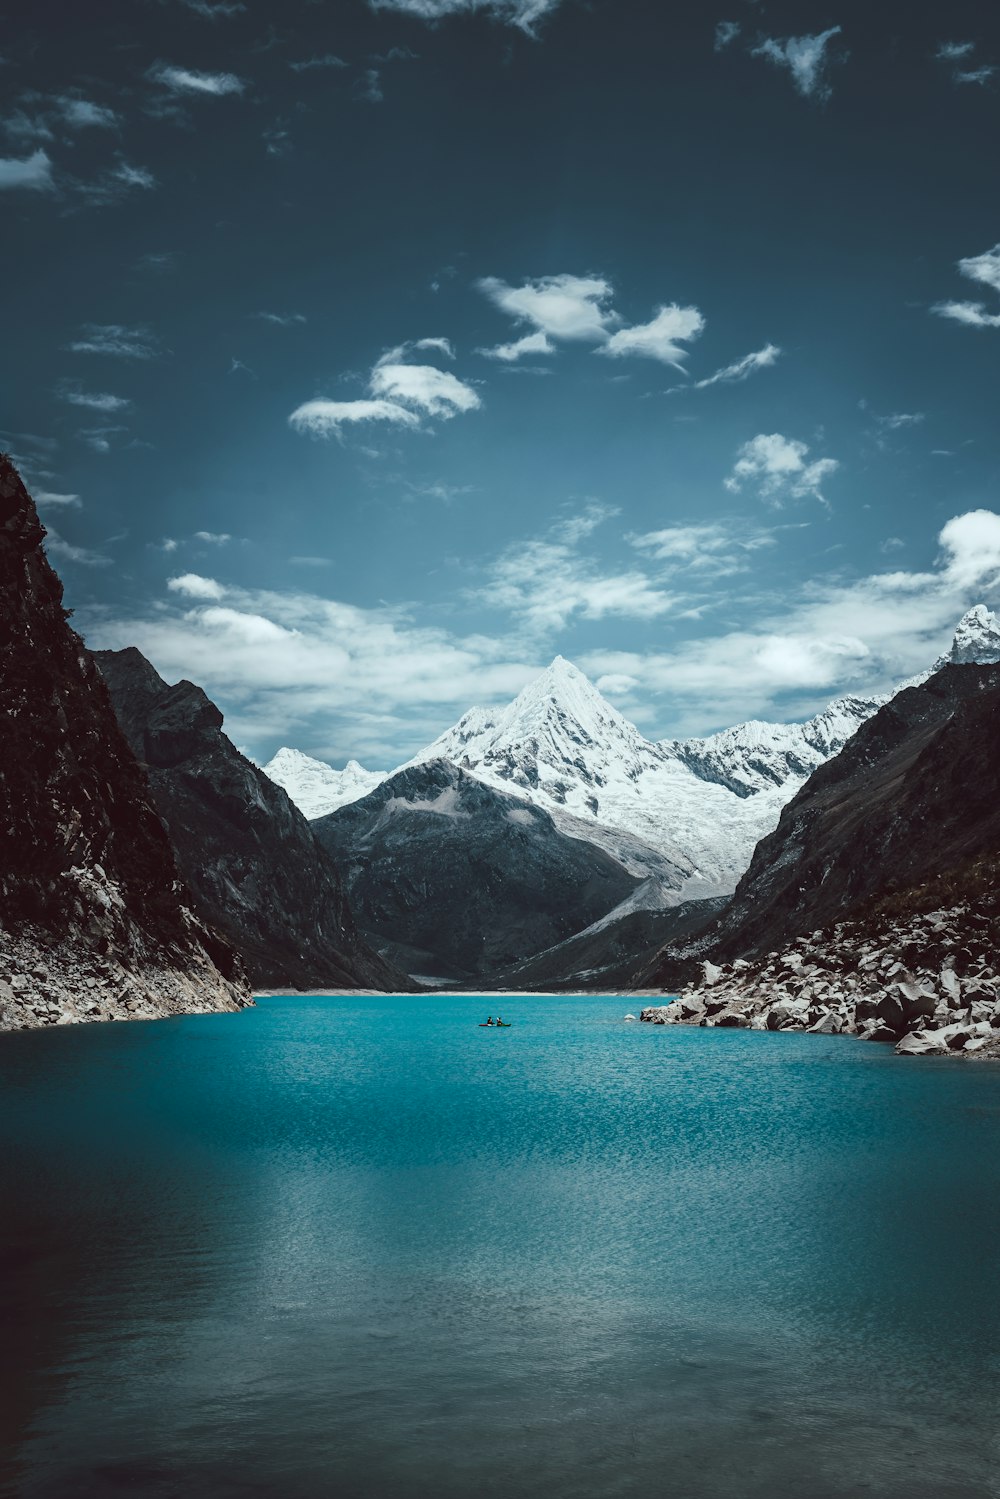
[{"x1": 93, "y1": 647, "x2": 409, "y2": 993}]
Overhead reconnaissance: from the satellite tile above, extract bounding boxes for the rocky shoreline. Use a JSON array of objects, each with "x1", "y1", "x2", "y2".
[
  {"x1": 0, "y1": 926, "x2": 252, "y2": 1032},
  {"x1": 640, "y1": 899, "x2": 1000, "y2": 1058}
]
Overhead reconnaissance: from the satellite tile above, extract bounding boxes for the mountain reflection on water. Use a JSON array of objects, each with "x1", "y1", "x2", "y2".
[{"x1": 1, "y1": 994, "x2": 998, "y2": 1499}]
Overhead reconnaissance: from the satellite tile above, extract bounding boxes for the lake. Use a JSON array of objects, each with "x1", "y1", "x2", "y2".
[{"x1": 1, "y1": 993, "x2": 999, "y2": 1498}]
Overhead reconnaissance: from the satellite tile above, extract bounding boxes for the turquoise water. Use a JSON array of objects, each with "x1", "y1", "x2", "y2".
[{"x1": 1, "y1": 993, "x2": 999, "y2": 1498}]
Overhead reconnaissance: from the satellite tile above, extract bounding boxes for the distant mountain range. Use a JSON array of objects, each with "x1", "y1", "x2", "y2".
[{"x1": 265, "y1": 604, "x2": 1000, "y2": 897}]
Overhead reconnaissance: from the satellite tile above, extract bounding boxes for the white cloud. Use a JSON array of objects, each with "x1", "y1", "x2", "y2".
[
  {"x1": 478, "y1": 273, "x2": 616, "y2": 342},
  {"x1": 83, "y1": 581, "x2": 541, "y2": 765},
  {"x1": 59, "y1": 386, "x2": 131, "y2": 412},
  {"x1": 750, "y1": 26, "x2": 843, "y2": 100},
  {"x1": 581, "y1": 509, "x2": 1000, "y2": 733},
  {"x1": 289, "y1": 398, "x2": 420, "y2": 437},
  {"x1": 148, "y1": 64, "x2": 246, "y2": 95},
  {"x1": 0, "y1": 148, "x2": 54, "y2": 191},
  {"x1": 290, "y1": 339, "x2": 480, "y2": 438},
  {"x1": 724, "y1": 433, "x2": 839, "y2": 506},
  {"x1": 601, "y1": 304, "x2": 705, "y2": 369},
  {"x1": 58, "y1": 97, "x2": 119, "y2": 129},
  {"x1": 34, "y1": 491, "x2": 82, "y2": 508},
  {"x1": 936, "y1": 41, "x2": 975, "y2": 61},
  {"x1": 629, "y1": 520, "x2": 778, "y2": 575},
  {"x1": 691, "y1": 342, "x2": 781, "y2": 389},
  {"x1": 45, "y1": 531, "x2": 110, "y2": 567},
  {"x1": 368, "y1": 0, "x2": 563, "y2": 36},
  {"x1": 480, "y1": 506, "x2": 674, "y2": 633},
  {"x1": 370, "y1": 354, "x2": 480, "y2": 418},
  {"x1": 933, "y1": 243, "x2": 1000, "y2": 329},
  {"x1": 477, "y1": 331, "x2": 554, "y2": 362},
  {"x1": 194, "y1": 531, "x2": 231, "y2": 545},
  {"x1": 67, "y1": 324, "x2": 160, "y2": 359},
  {"x1": 167, "y1": 573, "x2": 226, "y2": 600},
  {"x1": 714, "y1": 21, "x2": 741, "y2": 51}
]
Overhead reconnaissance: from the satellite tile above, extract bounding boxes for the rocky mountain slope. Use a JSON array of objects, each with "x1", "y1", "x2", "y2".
[
  {"x1": 639, "y1": 663, "x2": 1000, "y2": 1053},
  {"x1": 0, "y1": 456, "x2": 250, "y2": 1031},
  {"x1": 310, "y1": 759, "x2": 640, "y2": 981},
  {"x1": 489, "y1": 890, "x2": 727, "y2": 993},
  {"x1": 93, "y1": 647, "x2": 407, "y2": 993},
  {"x1": 643, "y1": 663, "x2": 1000, "y2": 984}
]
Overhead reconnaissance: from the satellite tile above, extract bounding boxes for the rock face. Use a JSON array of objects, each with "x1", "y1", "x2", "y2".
[
  {"x1": 0, "y1": 456, "x2": 250, "y2": 1030},
  {"x1": 639, "y1": 888, "x2": 1000, "y2": 1059},
  {"x1": 311, "y1": 759, "x2": 640, "y2": 981},
  {"x1": 644, "y1": 664, "x2": 1000, "y2": 988},
  {"x1": 93, "y1": 647, "x2": 408, "y2": 993}
]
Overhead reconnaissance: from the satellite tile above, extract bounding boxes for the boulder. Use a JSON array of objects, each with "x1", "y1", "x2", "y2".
[
  {"x1": 896, "y1": 1030, "x2": 949, "y2": 1056},
  {"x1": 715, "y1": 1011, "x2": 749, "y2": 1028}
]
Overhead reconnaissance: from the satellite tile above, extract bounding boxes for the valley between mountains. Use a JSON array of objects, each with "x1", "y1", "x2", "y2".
[{"x1": 2, "y1": 453, "x2": 999, "y2": 1059}]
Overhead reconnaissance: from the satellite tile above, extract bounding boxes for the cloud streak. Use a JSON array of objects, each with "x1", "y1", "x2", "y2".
[
  {"x1": 290, "y1": 338, "x2": 480, "y2": 438},
  {"x1": 148, "y1": 64, "x2": 246, "y2": 95},
  {"x1": 368, "y1": 0, "x2": 563, "y2": 36},
  {"x1": 933, "y1": 243, "x2": 1000, "y2": 329}
]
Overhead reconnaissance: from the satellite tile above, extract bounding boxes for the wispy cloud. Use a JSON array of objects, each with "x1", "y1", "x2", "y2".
[
  {"x1": 601, "y1": 304, "x2": 705, "y2": 369},
  {"x1": 148, "y1": 63, "x2": 246, "y2": 95},
  {"x1": 194, "y1": 531, "x2": 231, "y2": 545},
  {"x1": 67, "y1": 324, "x2": 161, "y2": 359},
  {"x1": 180, "y1": 0, "x2": 246, "y2": 16},
  {"x1": 34, "y1": 490, "x2": 82, "y2": 509},
  {"x1": 290, "y1": 338, "x2": 480, "y2": 438},
  {"x1": 254, "y1": 311, "x2": 307, "y2": 326},
  {"x1": 479, "y1": 504, "x2": 674, "y2": 634},
  {"x1": 932, "y1": 243, "x2": 1000, "y2": 329},
  {"x1": 57, "y1": 97, "x2": 119, "y2": 129},
  {"x1": 477, "y1": 330, "x2": 554, "y2": 362},
  {"x1": 714, "y1": 20, "x2": 740, "y2": 51},
  {"x1": 0, "y1": 148, "x2": 54, "y2": 191},
  {"x1": 368, "y1": 0, "x2": 564, "y2": 37},
  {"x1": 581, "y1": 510, "x2": 1000, "y2": 733},
  {"x1": 750, "y1": 26, "x2": 843, "y2": 100},
  {"x1": 628, "y1": 520, "x2": 779, "y2": 577},
  {"x1": 724, "y1": 432, "x2": 839, "y2": 505},
  {"x1": 354, "y1": 69, "x2": 384, "y2": 103},
  {"x1": 289, "y1": 54, "x2": 348, "y2": 72},
  {"x1": 935, "y1": 39, "x2": 995, "y2": 85},
  {"x1": 76, "y1": 159, "x2": 157, "y2": 206},
  {"x1": 691, "y1": 343, "x2": 781, "y2": 390},
  {"x1": 58, "y1": 383, "x2": 131, "y2": 412},
  {"x1": 45, "y1": 530, "x2": 110, "y2": 567}
]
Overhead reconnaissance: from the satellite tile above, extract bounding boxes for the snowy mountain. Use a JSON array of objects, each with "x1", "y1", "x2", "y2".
[
  {"x1": 264, "y1": 605, "x2": 1000, "y2": 900},
  {"x1": 261, "y1": 747, "x2": 386, "y2": 820}
]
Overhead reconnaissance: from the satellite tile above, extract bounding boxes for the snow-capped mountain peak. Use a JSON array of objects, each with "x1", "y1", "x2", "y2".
[
  {"x1": 941, "y1": 604, "x2": 1000, "y2": 667},
  {"x1": 262, "y1": 746, "x2": 386, "y2": 820}
]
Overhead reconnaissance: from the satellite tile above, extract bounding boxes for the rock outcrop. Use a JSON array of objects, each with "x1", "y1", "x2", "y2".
[
  {"x1": 93, "y1": 647, "x2": 409, "y2": 993},
  {"x1": 640, "y1": 872, "x2": 1000, "y2": 1059},
  {"x1": 0, "y1": 456, "x2": 251, "y2": 1030},
  {"x1": 311, "y1": 759, "x2": 640, "y2": 981}
]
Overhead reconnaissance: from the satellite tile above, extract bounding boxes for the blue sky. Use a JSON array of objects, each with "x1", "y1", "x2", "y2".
[{"x1": 3, "y1": 0, "x2": 1000, "y2": 765}]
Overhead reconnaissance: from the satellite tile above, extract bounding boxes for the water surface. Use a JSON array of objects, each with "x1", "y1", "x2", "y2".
[{"x1": 2, "y1": 994, "x2": 999, "y2": 1498}]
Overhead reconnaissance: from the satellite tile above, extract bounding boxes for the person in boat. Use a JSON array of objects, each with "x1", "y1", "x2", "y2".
[
  {"x1": 485, "y1": 1016, "x2": 494, "y2": 1026},
  {"x1": 496, "y1": 1015, "x2": 504, "y2": 1026}
]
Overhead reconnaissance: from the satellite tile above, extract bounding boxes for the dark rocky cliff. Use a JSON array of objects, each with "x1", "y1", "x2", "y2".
[
  {"x1": 312, "y1": 759, "x2": 640, "y2": 981},
  {"x1": 0, "y1": 456, "x2": 250, "y2": 1029},
  {"x1": 93, "y1": 647, "x2": 408, "y2": 993},
  {"x1": 641, "y1": 663, "x2": 1000, "y2": 990}
]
